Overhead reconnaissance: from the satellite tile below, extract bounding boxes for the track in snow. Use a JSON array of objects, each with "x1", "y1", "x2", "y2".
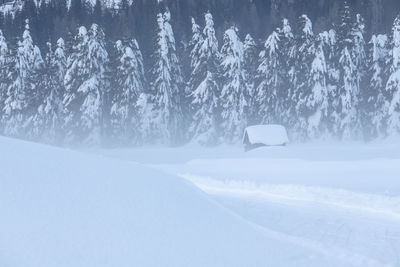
[{"x1": 179, "y1": 174, "x2": 400, "y2": 267}]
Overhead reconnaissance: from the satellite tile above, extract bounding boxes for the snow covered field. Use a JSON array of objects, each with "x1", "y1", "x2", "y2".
[
  {"x1": 99, "y1": 141, "x2": 400, "y2": 266},
  {"x1": 1, "y1": 137, "x2": 400, "y2": 266}
]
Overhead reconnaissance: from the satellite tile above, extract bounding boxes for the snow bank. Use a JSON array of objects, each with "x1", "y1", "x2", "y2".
[{"x1": 0, "y1": 137, "x2": 352, "y2": 267}]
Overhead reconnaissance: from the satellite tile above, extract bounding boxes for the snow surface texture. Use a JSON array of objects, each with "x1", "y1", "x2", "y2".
[
  {"x1": 98, "y1": 141, "x2": 400, "y2": 267},
  {"x1": 244, "y1": 124, "x2": 289, "y2": 145},
  {"x1": 0, "y1": 136, "x2": 370, "y2": 267}
]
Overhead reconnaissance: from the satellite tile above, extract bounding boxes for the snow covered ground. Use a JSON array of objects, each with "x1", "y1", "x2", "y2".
[
  {"x1": 1, "y1": 137, "x2": 400, "y2": 266},
  {"x1": 98, "y1": 141, "x2": 400, "y2": 266}
]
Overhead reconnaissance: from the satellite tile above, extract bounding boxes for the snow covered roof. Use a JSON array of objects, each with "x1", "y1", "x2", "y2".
[{"x1": 243, "y1": 125, "x2": 289, "y2": 146}]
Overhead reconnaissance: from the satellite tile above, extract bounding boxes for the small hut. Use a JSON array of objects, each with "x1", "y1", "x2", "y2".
[{"x1": 243, "y1": 125, "x2": 289, "y2": 151}]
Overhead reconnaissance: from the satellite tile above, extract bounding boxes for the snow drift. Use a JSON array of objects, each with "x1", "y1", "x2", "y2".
[{"x1": 0, "y1": 136, "x2": 358, "y2": 267}]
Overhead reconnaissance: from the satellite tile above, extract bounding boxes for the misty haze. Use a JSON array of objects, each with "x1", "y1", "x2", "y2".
[{"x1": 1, "y1": 0, "x2": 400, "y2": 267}]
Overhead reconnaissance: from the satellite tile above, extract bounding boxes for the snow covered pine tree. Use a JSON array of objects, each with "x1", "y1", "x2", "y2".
[
  {"x1": 110, "y1": 38, "x2": 146, "y2": 145},
  {"x1": 386, "y1": 15, "x2": 400, "y2": 136},
  {"x1": 151, "y1": 10, "x2": 184, "y2": 145},
  {"x1": 293, "y1": 15, "x2": 316, "y2": 140},
  {"x1": 0, "y1": 29, "x2": 10, "y2": 133},
  {"x1": 242, "y1": 34, "x2": 258, "y2": 122},
  {"x1": 26, "y1": 41, "x2": 64, "y2": 143},
  {"x1": 363, "y1": 34, "x2": 388, "y2": 139},
  {"x1": 256, "y1": 29, "x2": 282, "y2": 125},
  {"x1": 63, "y1": 25, "x2": 109, "y2": 145},
  {"x1": 188, "y1": 12, "x2": 220, "y2": 145},
  {"x1": 3, "y1": 20, "x2": 43, "y2": 138},
  {"x1": 220, "y1": 27, "x2": 250, "y2": 143}
]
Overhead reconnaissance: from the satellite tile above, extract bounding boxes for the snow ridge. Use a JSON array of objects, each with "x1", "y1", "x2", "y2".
[{"x1": 181, "y1": 174, "x2": 400, "y2": 219}]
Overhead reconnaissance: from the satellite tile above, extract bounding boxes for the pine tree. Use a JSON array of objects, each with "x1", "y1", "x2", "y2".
[
  {"x1": 351, "y1": 14, "x2": 367, "y2": 137},
  {"x1": 336, "y1": 1, "x2": 353, "y2": 49},
  {"x1": 2, "y1": 44, "x2": 24, "y2": 137},
  {"x1": 24, "y1": 22, "x2": 46, "y2": 138},
  {"x1": 110, "y1": 38, "x2": 146, "y2": 145},
  {"x1": 243, "y1": 34, "x2": 258, "y2": 122},
  {"x1": 352, "y1": 14, "x2": 367, "y2": 83},
  {"x1": 334, "y1": 2, "x2": 360, "y2": 139},
  {"x1": 63, "y1": 26, "x2": 89, "y2": 144},
  {"x1": 186, "y1": 17, "x2": 204, "y2": 133},
  {"x1": 337, "y1": 46, "x2": 358, "y2": 139},
  {"x1": 0, "y1": 30, "x2": 10, "y2": 132},
  {"x1": 293, "y1": 15, "x2": 315, "y2": 139},
  {"x1": 319, "y1": 29, "x2": 339, "y2": 135},
  {"x1": 150, "y1": 10, "x2": 184, "y2": 145},
  {"x1": 304, "y1": 39, "x2": 330, "y2": 138},
  {"x1": 63, "y1": 24, "x2": 109, "y2": 145},
  {"x1": 188, "y1": 12, "x2": 220, "y2": 145},
  {"x1": 27, "y1": 42, "x2": 64, "y2": 143},
  {"x1": 220, "y1": 27, "x2": 250, "y2": 142},
  {"x1": 3, "y1": 20, "x2": 43, "y2": 138},
  {"x1": 46, "y1": 37, "x2": 67, "y2": 141},
  {"x1": 39, "y1": 39, "x2": 66, "y2": 143},
  {"x1": 183, "y1": 18, "x2": 204, "y2": 136},
  {"x1": 188, "y1": 17, "x2": 204, "y2": 82},
  {"x1": 279, "y1": 18, "x2": 296, "y2": 128},
  {"x1": 25, "y1": 43, "x2": 45, "y2": 130},
  {"x1": 319, "y1": 30, "x2": 339, "y2": 85},
  {"x1": 386, "y1": 15, "x2": 400, "y2": 136},
  {"x1": 54, "y1": 38, "x2": 67, "y2": 87},
  {"x1": 256, "y1": 29, "x2": 282, "y2": 124},
  {"x1": 43, "y1": 38, "x2": 66, "y2": 143},
  {"x1": 25, "y1": 42, "x2": 51, "y2": 141},
  {"x1": 136, "y1": 92, "x2": 154, "y2": 144},
  {"x1": 362, "y1": 34, "x2": 388, "y2": 139}
]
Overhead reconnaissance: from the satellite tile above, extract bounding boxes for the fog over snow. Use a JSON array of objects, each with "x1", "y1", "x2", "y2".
[{"x1": 1, "y1": 1, "x2": 400, "y2": 266}]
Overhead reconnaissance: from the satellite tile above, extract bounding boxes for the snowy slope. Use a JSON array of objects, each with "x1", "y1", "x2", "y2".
[
  {"x1": 0, "y1": 137, "x2": 361, "y2": 267},
  {"x1": 97, "y1": 142, "x2": 400, "y2": 266}
]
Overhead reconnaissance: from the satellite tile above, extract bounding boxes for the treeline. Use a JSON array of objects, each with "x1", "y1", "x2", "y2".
[{"x1": 0, "y1": 3, "x2": 400, "y2": 146}]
